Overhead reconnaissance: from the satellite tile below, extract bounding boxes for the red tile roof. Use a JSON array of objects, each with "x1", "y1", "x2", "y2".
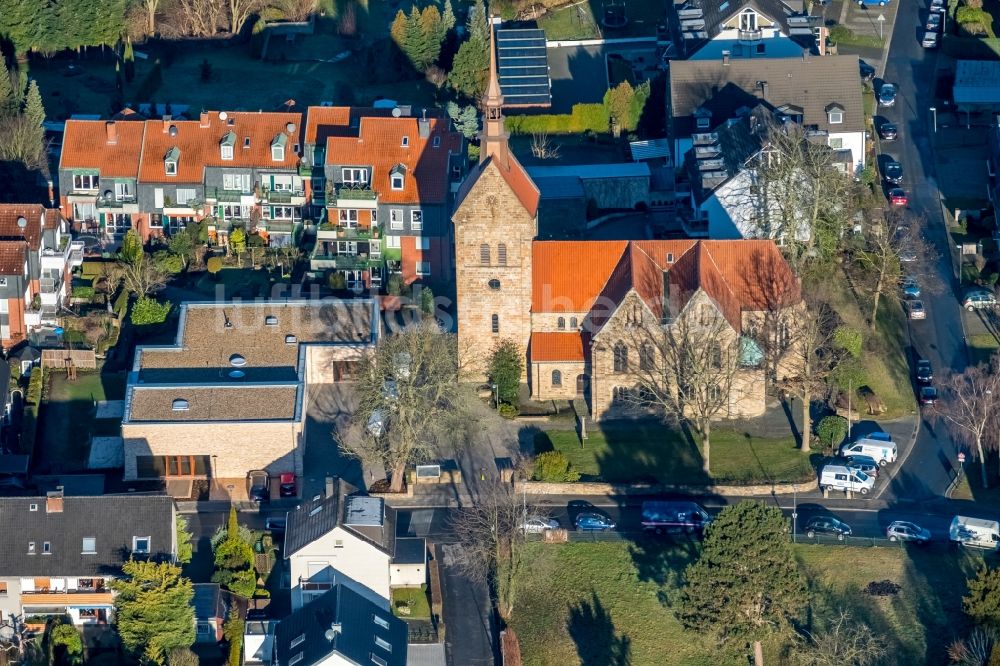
[
  {"x1": 325, "y1": 116, "x2": 462, "y2": 205},
  {"x1": 303, "y1": 106, "x2": 406, "y2": 147},
  {"x1": 0, "y1": 243, "x2": 27, "y2": 275},
  {"x1": 138, "y1": 112, "x2": 302, "y2": 184},
  {"x1": 61, "y1": 120, "x2": 146, "y2": 178},
  {"x1": 531, "y1": 332, "x2": 586, "y2": 362},
  {"x1": 0, "y1": 204, "x2": 53, "y2": 250},
  {"x1": 533, "y1": 240, "x2": 799, "y2": 331}
]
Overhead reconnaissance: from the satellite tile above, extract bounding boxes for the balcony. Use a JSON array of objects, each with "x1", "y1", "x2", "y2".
[
  {"x1": 206, "y1": 187, "x2": 252, "y2": 203},
  {"x1": 737, "y1": 29, "x2": 762, "y2": 42},
  {"x1": 96, "y1": 195, "x2": 139, "y2": 214},
  {"x1": 260, "y1": 188, "x2": 306, "y2": 206},
  {"x1": 21, "y1": 591, "x2": 114, "y2": 606},
  {"x1": 316, "y1": 223, "x2": 377, "y2": 241},
  {"x1": 331, "y1": 184, "x2": 378, "y2": 209},
  {"x1": 258, "y1": 220, "x2": 298, "y2": 233},
  {"x1": 163, "y1": 198, "x2": 204, "y2": 214},
  {"x1": 311, "y1": 243, "x2": 384, "y2": 271}
]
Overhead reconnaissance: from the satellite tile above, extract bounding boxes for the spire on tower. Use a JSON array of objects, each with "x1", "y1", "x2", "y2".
[{"x1": 480, "y1": 16, "x2": 510, "y2": 168}]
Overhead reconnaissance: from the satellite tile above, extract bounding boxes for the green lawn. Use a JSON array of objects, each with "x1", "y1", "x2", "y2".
[
  {"x1": 968, "y1": 333, "x2": 1000, "y2": 365},
  {"x1": 537, "y1": 0, "x2": 664, "y2": 40},
  {"x1": 952, "y1": 459, "x2": 1000, "y2": 505},
  {"x1": 511, "y1": 540, "x2": 975, "y2": 666},
  {"x1": 533, "y1": 424, "x2": 814, "y2": 485},
  {"x1": 193, "y1": 267, "x2": 275, "y2": 300},
  {"x1": 391, "y1": 586, "x2": 430, "y2": 620},
  {"x1": 36, "y1": 370, "x2": 126, "y2": 472}
]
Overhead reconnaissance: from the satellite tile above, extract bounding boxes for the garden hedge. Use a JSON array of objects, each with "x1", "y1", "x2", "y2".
[{"x1": 505, "y1": 103, "x2": 609, "y2": 135}]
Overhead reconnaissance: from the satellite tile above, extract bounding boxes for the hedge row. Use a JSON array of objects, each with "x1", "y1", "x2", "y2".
[
  {"x1": 20, "y1": 367, "x2": 43, "y2": 457},
  {"x1": 505, "y1": 103, "x2": 609, "y2": 135},
  {"x1": 113, "y1": 289, "x2": 130, "y2": 319}
]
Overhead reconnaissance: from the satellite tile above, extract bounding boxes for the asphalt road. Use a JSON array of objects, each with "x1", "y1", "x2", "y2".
[{"x1": 877, "y1": 1, "x2": 968, "y2": 502}]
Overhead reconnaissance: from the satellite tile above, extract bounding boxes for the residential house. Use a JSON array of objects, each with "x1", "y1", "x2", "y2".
[
  {"x1": 453, "y1": 31, "x2": 803, "y2": 418},
  {"x1": 192, "y1": 583, "x2": 231, "y2": 644},
  {"x1": 120, "y1": 299, "x2": 380, "y2": 492},
  {"x1": 0, "y1": 491, "x2": 176, "y2": 626},
  {"x1": 316, "y1": 111, "x2": 464, "y2": 290},
  {"x1": 668, "y1": 55, "x2": 866, "y2": 178},
  {"x1": 673, "y1": 0, "x2": 818, "y2": 60},
  {"x1": 283, "y1": 479, "x2": 424, "y2": 611},
  {"x1": 58, "y1": 117, "x2": 145, "y2": 239},
  {"x1": 0, "y1": 205, "x2": 81, "y2": 349},
  {"x1": 271, "y1": 584, "x2": 407, "y2": 666}
]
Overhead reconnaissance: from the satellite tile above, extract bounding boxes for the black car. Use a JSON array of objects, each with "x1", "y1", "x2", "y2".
[
  {"x1": 919, "y1": 385, "x2": 939, "y2": 406},
  {"x1": 916, "y1": 359, "x2": 933, "y2": 384},
  {"x1": 247, "y1": 470, "x2": 270, "y2": 503},
  {"x1": 883, "y1": 159, "x2": 903, "y2": 184},
  {"x1": 859, "y1": 59, "x2": 876, "y2": 81},
  {"x1": 804, "y1": 516, "x2": 852, "y2": 540},
  {"x1": 878, "y1": 122, "x2": 897, "y2": 141}
]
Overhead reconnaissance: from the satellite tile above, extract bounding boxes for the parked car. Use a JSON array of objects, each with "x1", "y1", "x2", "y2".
[
  {"x1": 575, "y1": 513, "x2": 616, "y2": 531},
  {"x1": 883, "y1": 159, "x2": 903, "y2": 184},
  {"x1": 878, "y1": 83, "x2": 898, "y2": 106},
  {"x1": 247, "y1": 470, "x2": 270, "y2": 504},
  {"x1": 859, "y1": 59, "x2": 876, "y2": 81},
  {"x1": 922, "y1": 30, "x2": 939, "y2": 49},
  {"x1": 916, "y1": 359, "x2": 933, "y2": 383},
  {"x1": 886, "y1": 521, "x2": 931, "y2": 543},
  {"x1": 279, "y1": 472, "x2": 297, "y2": 498},
  {"x1": 919, "y1": 385, "x2": 938, "y2": 405},
  {"x1": 951, "y1": 516, "x2": 1000, "y2": 550},
  {"x1": 900, "y1": 276, "x2": 920, "y2": 298},
  {"x1": 926, "y1": 12, "x2": 942, "y2": 31},
  {"x1": 641, "y1": 501, "x2": 712, "y2": 534},
  {"x1": 819, "y1": 464, "x2": 874, "y2": 495},
  {"x1": 844, "y1": 454, "x2": 880, "y2": 478},
  {"x1": 804, "y1": 516, "x2": 853, "y2": 540},
  {"x1": 889, "y1": 188, "x2": 908, "y2": 206},
  {"x1": 858, "y1": 0, "x2": 890, "y2": 5},
  {"x1": 963, "y1": 288, "x2": 998, "y2": 311},
  {"x1": 930, "y1": 0, "x2": 945, "y2": 9},
  {"x1": 907, "y1": 300, "x2": 926, "y2": 320},
  {"x1": 899, "y1": 246, "x2": 918, "y2": 262},
  {"x1": 841, "y1": 436, "x2": 897, "y2": 465},
  {"x1": 878, "y1": 121, "x2": 898, "y2": 141},
  {"x1": 522, "y1": 515, "x2": 560, "y2": 534},
  {"x1": 264, "y1": 516, "x2": 287, "y2": 533}
]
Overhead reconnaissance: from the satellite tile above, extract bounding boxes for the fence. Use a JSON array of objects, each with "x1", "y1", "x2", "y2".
[
  {"x1": 527, "y1": 530, "x2": 910, "y2": 548},
  {"x1": 40, "y1": 349, "x2": 97, "y2": 370}
]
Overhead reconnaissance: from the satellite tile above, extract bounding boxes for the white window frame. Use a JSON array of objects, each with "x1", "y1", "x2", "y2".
[
  {"x1": 221, "y1": 145, "x2": 233, "y2": 160},
  {"x1": 371, "y1": 209, "x2": 378, "y2": 226},
  {"x1": 221, "y1": 204, "x2": 250, "y2": 221},
  {"x1": 416, "y1": 261, "x2": 430, "y2": 276},
  {"x1": 82, "y1": 537, "x2": 96, "y2": 554},
  {"x1": 419, "y1": 237, "x2": 430, "y2": 250},
  {"x1": 828, "y1": 137, "x2": 844, "y2": 150},
  {"x1": 828, "y1": 110, "x2": 844, "y2": 124},
  {"x1": 386, "y1": 235, "x2": 401, "y2": 249},
  {"x1": 165, "y1": 160, "x2": 177, "y2": 176},
  {"x1": 272, "y1": 145, "x2": 285, "y2": 162},
  {"x1": 114, "y1": 181, "x2": 133, "y2": 201},
  {"x1": 339, "y1": 209, "x2": 359, "y2": 227},
  {"x1": 176, "y1": 188, "x2": 196, "y2": 205},
  {"x1": 271, "y1": 206, "x2": 295, "y2": 221},
  {"x1": 223, "y1": 174, "x2": 251, "y2": 192},
  {"x1": 410, "y1": 209, "x2": 423, "y2": 230},
  {"x1": 391, "y1": 175, "x2": 404, "y2": 191},
  {"x1": 73, "y1": 174, "x2": 99, "y2": 191},
  {"x1": 342, "y1": 168, "x2": 368, "y2": 185},
  {"x1": 272, "y1": 174, "x2": 294, "y2": 191},
  {"x1": 696, "y1": 116, "x2": 710, "y2": 129},
  {"x1": 390, "y1": 209, "x2": 403, "y2": 230},
  {"x1": 132, "y1": 536, "x2": 151, "y2": 554},
  {"x1": 73, "y1": 202, "x2": 96, "y2": 221}
]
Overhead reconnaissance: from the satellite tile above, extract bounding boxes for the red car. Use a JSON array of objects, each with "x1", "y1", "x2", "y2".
[
  {"x1": 279, "y1": 472, "x2": 297, "y2": 498},
  {"x1": 889, "y1": 188, "x2": 908, "y2": 206},
  {"x1": 919, "y1": 386, "x2": 938, "y2": 406}
]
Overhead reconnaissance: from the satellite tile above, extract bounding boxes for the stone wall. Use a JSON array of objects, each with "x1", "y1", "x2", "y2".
[
  {"x1": 453, "y1": 163, "x2": 536, "y2": 379},
  {"x1": 515, "y1": 478, "x2": 818, "y2": 497},
  {"x1": 531, "y1": 360, "x2": 587, "y2": 400},
  {"x1": 530, "y1": 311, "x2": 589, "y2": 332}
]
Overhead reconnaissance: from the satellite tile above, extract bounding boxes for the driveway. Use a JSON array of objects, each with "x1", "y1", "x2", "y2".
[
  {"x1": 303, "y1": 382, "x2": 365, "y2": 497},
  {"x1": 438, "y1": 543, "x2": 497, "y2": 666},
  {"x1": 878, "y1": 0, "x2": 969, "y2": 501}
]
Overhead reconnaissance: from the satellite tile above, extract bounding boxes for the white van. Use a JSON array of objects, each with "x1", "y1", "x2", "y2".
[
  {"x1": 819, "y1": 464, "x2": 875, "y2": 495},
  {"x1": 950, "y1": 516, "x2": 1000, "y2": 550},
  {"x1": 840, "y1": 436, "x2": 897, "y2": 466}
]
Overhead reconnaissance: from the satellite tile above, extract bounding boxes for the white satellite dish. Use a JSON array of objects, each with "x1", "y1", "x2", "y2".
[
  {"x1": 16, "y1": 217, "x2": 27, "y2": 229},
  {"x1": 219, "y1": 111, "x2": 228, "y2": 121},
  {"x1": 391, "y1": 107, "x2": 402, "y2": 118}
]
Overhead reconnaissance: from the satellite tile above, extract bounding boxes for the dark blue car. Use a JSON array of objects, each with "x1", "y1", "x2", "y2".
[{"x1": 575, "y1": 513, "x2": 616, "y2": 531}]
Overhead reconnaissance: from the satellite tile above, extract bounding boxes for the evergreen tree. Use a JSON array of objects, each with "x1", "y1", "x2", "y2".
[
  {"x1": 442, "y1": 0, "x2": 456, "y2": 32},
  {"x1": 468, "y1": 0, "x2": 489, "y2": 44},
  {"x1": 390, "y1": 9, "x2": 409, "y2": 54},
  {"x1": 0, "y1": 59, "x2": 17, "y2": 118},
  {"x1": 488, "y1": 338, "x2": 522, "y2": 405},
  {"x1": 417, "y1": 5, "x2": 445, "y2": 69},
  {"x1": 446, "y1": 101, "x2": 479, "y2": 140},
  {"x1": 678, "y1": 501, "x2": 807, "y2": 664},
  {"x1": 964, "y1": 565, "x2": 1000, "y2": 631},
  {"x1": 403, "y1": 7, "x2": 425, "y2": 69},
  {"x1": 448, "y1": 35, "x2": 489, "y2": 100},
  {"x1": 111, "y1": 560, "x2": 196, "y2": 666}
]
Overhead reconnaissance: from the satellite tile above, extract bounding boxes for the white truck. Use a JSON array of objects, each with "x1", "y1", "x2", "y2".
[
  {"x1": 819, "y1": 464, "x2": 874, "y2": 495},
  {"x1": 950, "y1": 516, "x2": 1000, "y2": 550},
  {"x1": 840, "y1": 433, "x2": 897, "y2": 466}
]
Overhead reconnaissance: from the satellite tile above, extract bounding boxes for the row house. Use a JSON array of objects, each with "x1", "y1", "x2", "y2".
[
  {"x1": 307, "y1": 107, "x2": 464, "y2": 291},
  {"x1": 59, "y1": 111, "x2": 308, "y2": 247},
  {"x1": 0, "y1": 492, "x2": 176, "y2": 627},
  {"x1": 0, "y1": 205, "x2": 82, "y2": 349}
]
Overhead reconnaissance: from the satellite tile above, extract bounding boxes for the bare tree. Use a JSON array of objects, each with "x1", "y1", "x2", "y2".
[
  {"x1": 142, "y1": 0, "x2": 160, "y2": 34},
  {"x1": 530, "y1": 133, "x2": 560, "y2": 160},
  {"x1": 793, "y1": 610, "x2": 888, "y2": 666},
  {"x1": 229, "y1": 0, "x2": 264, "y2": 34},
  {"x1": 449, "y1": 481, "x2": 530, "y2": 620},
  {"x1": 623, "y1": 308, "x2": 744, "y2": 473},
  {"x1": 930, "y1": 362, "x2": 1000, "y2": 489},
  {"x1": 175, "y1": 0, "x2": 227, "y2": 37},
  {"x1": 337, "y1": 321, "x2": 465, "y2": 492}
]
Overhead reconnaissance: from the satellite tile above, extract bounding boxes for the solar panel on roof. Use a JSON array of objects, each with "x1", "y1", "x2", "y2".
[{"x1": 496, "y1": 28, "x2": 552, "y2": 108}]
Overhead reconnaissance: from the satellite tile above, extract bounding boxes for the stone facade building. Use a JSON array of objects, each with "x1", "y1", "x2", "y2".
[{"x1": 453, "y1": 27, "x2": 802, "y2": 419}]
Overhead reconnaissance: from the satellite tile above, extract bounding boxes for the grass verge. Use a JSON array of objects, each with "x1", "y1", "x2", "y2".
[
  {"x1": 968, "y1": 332, "x2": 1000, "y2": 365},
  {"x1": 533, "y1": 424, "x2": 813, "y2": 485},
  {"x1": 511, "y1": 540, "x2": 975, "y2": 666},
  {"x1": 391, "y1": 586, "x2": 431, "y2": 620}
]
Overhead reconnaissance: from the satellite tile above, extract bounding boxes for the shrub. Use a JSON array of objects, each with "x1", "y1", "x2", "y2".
[
  {"x1": 833, "y1": 326, "x2": 863, "y2": 358},
  {"x1": 26, "y1": 367, "x2": 43, "y2": 406},
  {"x1": 533, "y1": 451, "x2": 581, "y2": 482},
  {"x1": 816, "y1": 415, "x2": 849, "y2": 448},
  {"x1": 71, "y1": 284, "x2": 95, "y2": 299},
  {"x1": 506, "y1": 103, "x2": 609, "y2": 135},
  {"x1": 167, "y1": 648, "x2": 199, "y2": 666},
  {"x1": 153, "y1": 250, "x2": 184, "y2": 275},
  {"x1": 328, "y1": 272, "x2": 347, "y2": 290},
  {"x1": 498, "y1": 403, "x2": 519, "y2": 419},
  {"x1": 828, "y1": 25, "x2": 855, "y2": 44},
  {"x1": 81, "y1": 261, "x2": 105, "y2": 278},
  {"x1": 957, "y1": 6, "x2": 993, "y2": 34},
  {"x1": 131, "y1": 297, "x2": 171, "y2": 326},
  {"x1": 223, "y1": 610, "x2": 244, "y2": 666},
  {"x1": 967, "y1": 0, "x2": 984, "y2": 8},
  {"x1": 387, "y1": 273, "x2": 404, "y2": 296},
  {"x1": 488, "y1": 338, "x2": 522, "y2": 406},
  {"x1": 206, "y1": 256, "x2": 223, "y2": 276},
  {"x1": 21, "y1": 367, "x2": 42, "y2": 457},
  {"x1": 113, "y1": 289, "x2": 130, "y2": 318},
  {"x1": 420, "y1": 285, "x2": 434, "y2": 315}
]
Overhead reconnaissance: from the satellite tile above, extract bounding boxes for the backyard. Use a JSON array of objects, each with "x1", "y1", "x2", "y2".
[
  {"x1": 510, "y1": 540, "x2": 975, "y2": 666},
  {"x1": 35, "y1": 369, "x2": 126, "y2": 473},
  {"x1": 537, "y1": 0, "x2": 665, "y2": 41},
  {"x1": 533, "y1": 424, "x2": 814, "y2": 485}
]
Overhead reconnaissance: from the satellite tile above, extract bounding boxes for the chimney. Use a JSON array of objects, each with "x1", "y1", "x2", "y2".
[
  {"x1": 162, "y1": 116, "x2": 172, "y2": 133},
  {"x1": 199, "y1": 111, "x2": 210, "y2": 128},
  {"x1": 722, "y1": 50, "x2": 730, "y2": 66},
  {"x1": 418, "y1": 117, "x2": 431, "y2": 139},
  {"x1": 105, "y1": 121, "x2": 118, "y2": 145},
  {"x1": 325, "y1": 476, "x2": 337, "y2": 498},
  {"x1": 817, "y1": 26, "x2": 828, "y2": 55},
  {"x1": 47, "y1": 181, "x2": 54, "y2": 207},
  {"x1": 46, "y1": 488, "x2": 64, "y2": 514}
]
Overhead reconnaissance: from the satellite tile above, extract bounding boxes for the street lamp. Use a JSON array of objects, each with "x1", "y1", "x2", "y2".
[
  {"x1": 930, "y1": 106, "x2": 938, "y2": 133},
  {"x1": 792, "y1": 483, "x2": 798, "y2": 544},
  {"x1": 491, "y1": 383, "x2": 499, "y2": 411}
]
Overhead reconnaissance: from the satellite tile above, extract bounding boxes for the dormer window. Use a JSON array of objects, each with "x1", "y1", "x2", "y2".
[
  {"x1": 694, "y1": 107, "x2": 712, "y2": 130},
  {"x1": 390, "y1": 164, "x2": 406, "y2": 191},
  {"x1": 220, "y1": 131, "x2": 236, "y2": 160},
  {"x1": 739, "y1": 9, "x2": 758, "y2": 31},
  {"x1": 271, "y1": 134, "x2": 287, "y2": 162},
  {"x1": 401, "y1": 136, "x2": 409, "y2": 147},
  {"x1": 826, "y1": 103, "x2": 845, "y2": 125},
  {"x1": 164, "y1": 147, "x2": 180, "y2": 176}
]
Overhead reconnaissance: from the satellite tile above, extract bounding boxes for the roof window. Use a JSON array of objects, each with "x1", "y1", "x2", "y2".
[
  {"x1": 230, "y1": 354, "x2": 247, "y2": 367},
  {"x1": 172, "y1": 399, "x2": 189, "y2": 411},
  {"x1": 42, "y1": 541, "x2": 51, "y2": 554},
  {"x1": 28, "y1": 542, "x2": 35, "y2": 554},
  {"x1": 164, "y1": 147, "x2": 180, "y2": 176},
  {"x1": 265, "y1": 315, "x2": 278, "y2": 326},
  {"x1": 271, "y1": 134, "x2": 288, "y2": 162},
  {"x1": 29, "y1": 503, "x2": 37, "y2": 512},
  {"x1": 432, "y1": 136, "x2": 441, "y2": 148},
  {"x1": 220, "y1": 131, "x2": 236, "y2": 160},
  {"x1": 229, "y1": 370, "x2": 245, "y2": 379},
  {"x1": 285, "y1": 334, "x2": 297, "y2": 344},
  {"x1": 401, "y1": 136, "x2": 409, "y2": 147},
  {"x1": 373, "y1": 615, "x2": 390, "y2": 629}
]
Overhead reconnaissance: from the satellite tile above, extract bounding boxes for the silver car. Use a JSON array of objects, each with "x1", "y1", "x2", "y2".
[
  {"x1": 522, "y1": 516, "x2": 560, "y2": 534},
  {"x1": 886, "y1": 521, "x2": 931, "y2": 543}
]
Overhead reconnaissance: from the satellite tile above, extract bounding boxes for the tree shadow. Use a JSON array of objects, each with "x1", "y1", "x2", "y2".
[
  {"x1": 627, "y1": 533, "x2": 700, "y2": 608},
  {"x1": 595, "y1": 419, "x2": 711, "y2": 485},
  {"x1": 567, "y1": 590, "x2": 632, "y2": 666}
]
